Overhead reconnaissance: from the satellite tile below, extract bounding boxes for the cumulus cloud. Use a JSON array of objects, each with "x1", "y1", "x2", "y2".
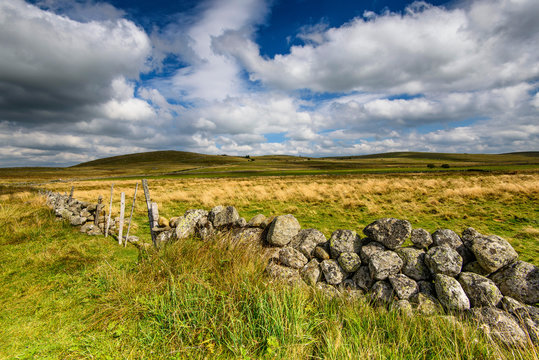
[
  {"x1": 218, "y1": 0, "x2": 539, "y2": 94},
  {"x1": 0, "y1": 0, "x2": 537, "y2": 167}
]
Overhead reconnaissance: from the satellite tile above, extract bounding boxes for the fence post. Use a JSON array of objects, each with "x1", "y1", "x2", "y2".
[
  {"x1": 142, "y1": 179, "x2": 157, "y2": 249},
  {"x1": 105, "y1": 184, "x2": 114, "y2": 238},
  {"x1": 125, "y1": 183, "x2": 138, "y2": 247},
  {"x1": 68, "y1": 186, "x2": 74, "y2": 202},
  {"x1": 118, "y1": 192, "x2": 125, "y2": 245}
]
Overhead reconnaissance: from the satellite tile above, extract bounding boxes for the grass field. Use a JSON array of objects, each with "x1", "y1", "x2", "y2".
[{"x1": 0, "y1": 152, "x2": 538, "y2": 358}]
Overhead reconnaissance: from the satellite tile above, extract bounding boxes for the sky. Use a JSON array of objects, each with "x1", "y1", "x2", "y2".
[{"x1": 0, "y1": 0, "x2": 538, "y2": 167}]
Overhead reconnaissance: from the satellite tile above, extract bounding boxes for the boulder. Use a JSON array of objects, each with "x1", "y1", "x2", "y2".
[
  {"x1": 471, "y1": 235, "x2": 518, "y2": 274},
  {"x1": 338, "y1": 252, "x2": 362, "y2": 273},
  {"x1": 462, "y1": 261, "x2": 490, "y2": 276},
  {"x1": 410, "y1": 228, "x2": 433, "y2": 249},
  {"x1": 235, "y1": 217, "x2": 247, "y2": 227},
  {"x1": 371, "y1": 281, "x2": 394, "y2": 304},
  {"x1": 320, "y1": 259, "x2": 347, "y2": 286},
  {"x1": 352, "y1": 265, "x2": 374, "y2": 291},
  {"x1": 461, "y1": 227, "x2": 482, "y2": 249},
  {"x1": 313, "y1": 245, "x2": 331, "y2": 261},
  {"x1": 432, "y1": 228, "x2": 474, "y2": 264},
  {"x1": 417, "y1": 281, "x2": 436, "y2": 297},
  {"x1": 329, "y1": 229, "x2": 361, "y2": 258},
  {"x1": 359, "y1": 241, "x2": 386, "y2": 264},
  {"x1": 174, "y1": 209, "x2": 208, "y2": 240},
  {"x1": 490, "y1": 260, "x2": 539, "y2": 304},
  {"x1": 293, "y1": 229, "x2": 327, "y2": 259},
  {"x1": 266, "y1": 214, "x2": 301, "y2": 247},
  {"x1": 410, "y1": 292, "x2": 441, "y2": 315},
  {"x1": 247, "y1": 214, "x2": 266, "y2": 228},
  {"x1": 471, "y1": 307, "x2": 527, "y2": 348},
  {"x1": 169, "y1": 217, "x2": 180, "y2": 227},
  {"x1": 80, "y1": 222, "x2": 102, "y2": 236},
  {"x1": 425, "y1": 246, "x2": 462, "y2": 277},
  {"x1": 279, "y1": 247, "x2": 308, "y2": 269},
  {"x1": 301, "y1": 259, "x2": 321, "y2": 286},
  {"x1": 501, "y1": 296, "x2": 539, "y2": 344},
  {"x1": 80, "y1": 209, "x2": 91, "y2": 218},
  {"x1": 156, "y1": 230, "x2": 173, "y2": 247},
  {"x1": 316, "y1": 282, "x2": 340, "y2": 298},
  {"x1": 69, "y1": 215, "x2": 86, "y2": 226},
  {"x1": 195, "y1": 217, "x2": 215, "y2": 240},
  {"x1": 208, "y1": 206, "x2": 240, "y2": 228},
  {"x1": 458, "y1": 272, "x2": 503, "y2": 307},
  {"x1": 265, "y1": 261, "x2": 302, "y2": 286},
  {"x1": 391, "y1": 299, "x2": 413, "y2": 316},
  {"x1": 158, "y1": 216, "x2": 169, "y2": 228},
  {"x1": 363, "y1": 218, "x2": 412, "y2": 250},
  {"x1": 434, "y1": 274, "x2": 470, "y2": 311},
  {"x1": 396, "y1": 247, "x2": 431, "y2": 281},
  {"x1": 389, "y1": 274, "x2": 419, "y2": 300},
  {"x1": 369, "y1": 251, "x2": 403, "y2": 281}
]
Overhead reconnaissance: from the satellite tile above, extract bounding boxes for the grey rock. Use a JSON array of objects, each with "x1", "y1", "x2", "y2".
[
  {"x1": 360, "y1": 241, "x2": 386, "y2": 264},
  {"x1": 410, "y1": 292, "x2": 441, "y2": 315},
  {"x1": 461, "y1": 227, "x2": 482, "y2": 249},
  {"x1": 279, "y1": 247, "x2": 308, "y2": 269},
  {"x1": 471, "y1": 307, "x2": 527, "y2": 348},
  {"x1": 70, "y1": 215, "x2": 86, "y2": 226},
  {"x1": 462, "y1": 261, "x2": 490, "y2": 276},
  {"x1": 266, "y1": 214, "x2": 301, "y2": 247},
  {"x1": 363, "y1": 218, "x2": 412, "y2": 250},
  {"x1": 501, "y1": 297, "x2": 539, "y2": 344},
  {"x1": 369, "y1": 251, "x2": 403, "y2": 281},
  {"x1": 80, "y1": 222, "x2": 101, "y2": 236},
  {"x1": 434, "y1": 274, "x2": 470, "y2": 311},
  {"x1": 247, "y1": 214, "x2": 266, "y2": 228},
  {"x1": 433, "y1": 228, "x2": 474, "y2": 264},
  {"x1": 338, "y1": 252, "x2": 362, "y2": 273},
  {"x1": 301, "y1": 259, "x2": 321, "y2": 286},
  {"x1": 156, "y1": 230, "x2": 173, "y2": 246},
  {"x1": 320, "y1": 259, "x2": 347, "y2": 285},
  {"x1": 316, "y1": 283, "x2": 340, "y2": 298},
  {"x1": 174, "y1": 209, "x2": 208, "y2": 240},
  {"x1": 396, "y1": 247, "x2": 431, "y2": 281},
  {"x1": 235, "y1": 217, "x2": 247, "y2": 227},
  {"x1": 80, "y1": 209, "x2": 91, "y2": 218},
  {"x1": 425, "y1": 246, "x2": 462, "y2": 277},
  {"x1": 371, "y1": 281, "x2": 394, "y2": 304},
  {"x1": 389, "y1": 274, "x2": 419, "y2": 300},
  {"x1": 471, "y1": 235, "x2": 518, "y2": 274},
  {"x1": 329, "y1": 229, "x2": 361, "y2": 258},
  {"x1": 391, "y1": 299, "x2": 413, "y2": 316},
  {"x1": 339, "y1": 278, "x2": 358, "y2": 291},
  {"x1": 293, "y1": 229, "x2": 327, "y2": 259},
  {"x1": 352, "y1": 265, "x2": 374, "y2": 291},
  {"x1": 458, "y1": 272, "x2": 502, "y2": 307},
  {"x1": 208, "y1": 205, "x2": 240, "y2": 227},
  {"x1": 490, "y1": 260, "x2": 539, "y2": 304},
  {"x1": 417, "y1": 281, "x2": 436, "y2": 297},
  {"x1": 313, "y1": 245, "x2": 331, "y2": 261},
  {"x1": 410, "y1": 228, "x2": 433, "y2": 249},
  {"x1": 265, "y1": 261, "x2": 302, "y2": 286},
  {"x1": 432, "y1": 229, "x2": 462, "y2": 248},
  {"x1": 195, "y1": 216, "x2": 215, "y2": 240}
]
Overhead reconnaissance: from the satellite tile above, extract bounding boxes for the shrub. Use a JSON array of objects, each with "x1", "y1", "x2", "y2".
[
  {"x1": 427, "y1": 164, "x2": 436, "y2": 169},
  {"x1": 441, "y1": 164, "x2": 450, "y2": 169}
]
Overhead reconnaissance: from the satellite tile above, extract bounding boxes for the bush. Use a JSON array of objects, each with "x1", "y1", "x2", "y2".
[
  {"x1": 427, "y1": 164, "x2": 436, "y2": 169},
  {"x1": 441, "y1": 164, "x2": 450, "y2": 169}
]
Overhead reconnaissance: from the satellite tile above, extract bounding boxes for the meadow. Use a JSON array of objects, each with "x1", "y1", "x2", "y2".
[{"x1": 0, "y1": 152, "x2": 538, "y2": 358}]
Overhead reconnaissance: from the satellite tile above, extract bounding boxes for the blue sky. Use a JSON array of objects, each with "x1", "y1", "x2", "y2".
[{"x1": 0, "y1": 0, "x2": 538, "y2": 166}]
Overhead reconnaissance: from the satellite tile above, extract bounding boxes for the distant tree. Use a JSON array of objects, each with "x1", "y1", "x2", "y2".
[
  {"x1": 245, "y1": 155, "x2": 251, "y2": 159},
  {"x1": 427, "y1": 163, "x2": 436, "y2": 169},
  {"x1": 441, "y1": 164, "x2": 450, "y2": 168}
]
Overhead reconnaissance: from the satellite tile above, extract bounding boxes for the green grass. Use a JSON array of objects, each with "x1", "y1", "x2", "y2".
[{"x1": 1, "y1": 169, "x2": 538, "y2": 358}]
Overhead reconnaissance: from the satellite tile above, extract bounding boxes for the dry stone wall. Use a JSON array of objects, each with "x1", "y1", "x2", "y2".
[{"x1": 43, "y1": 190, "x2": 538, "y2": 348}]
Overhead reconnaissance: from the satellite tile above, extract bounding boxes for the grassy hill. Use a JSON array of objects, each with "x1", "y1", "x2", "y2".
[{"x1": 1, "y1": 150, "x2": 538, "y2": 184}]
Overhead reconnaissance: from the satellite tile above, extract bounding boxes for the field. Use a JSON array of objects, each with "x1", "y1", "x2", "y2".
[{"x1": 0, "y1": 152, "x2": 538, "y2": 359}]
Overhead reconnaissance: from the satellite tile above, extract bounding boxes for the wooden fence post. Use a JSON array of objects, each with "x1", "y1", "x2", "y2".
[
  {"x1": 105, "y1": 184, "x2": 114, "y2": 238},
  {"x1": 142, "y1": 179, "x2": 157, "y2": 249},
  {"x1": 125, "y1": 183, "x2": 138, "y2": 247},
  {"x1": 118, "y1": 192, "x2": 125, "y2": 245},
  {"x1": 68, "y1": 186, "x2": 74, "y2": 202}
]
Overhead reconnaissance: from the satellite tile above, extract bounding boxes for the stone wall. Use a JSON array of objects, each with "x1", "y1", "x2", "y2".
[{"x1": 43, "y1": 190, "x2": 538, "y2": 348}]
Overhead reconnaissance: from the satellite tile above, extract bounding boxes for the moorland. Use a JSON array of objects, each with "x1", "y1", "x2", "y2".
[{"x1": 0, "y1": 151, "x2": 538, "y2": 358}]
